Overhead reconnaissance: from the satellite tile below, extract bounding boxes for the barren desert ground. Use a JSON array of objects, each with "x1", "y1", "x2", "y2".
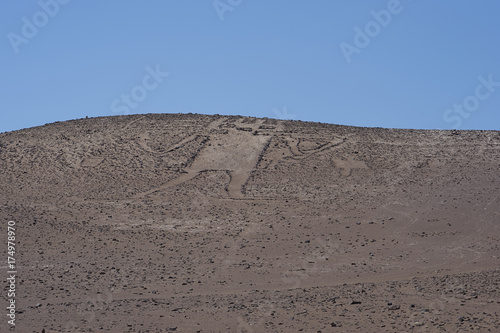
[{"x1": 0, "y1": 113, "x2": 499, "y2": 332}]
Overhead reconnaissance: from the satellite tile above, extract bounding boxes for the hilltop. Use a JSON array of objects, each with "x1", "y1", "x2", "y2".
[{"x1": 1, "y1": 114, "x2": 499, "y2": 332}]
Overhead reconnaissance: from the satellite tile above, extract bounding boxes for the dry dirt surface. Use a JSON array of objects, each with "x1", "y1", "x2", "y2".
[{"x1": 0, "y1": 113, "x2": 499, "y2": 332}]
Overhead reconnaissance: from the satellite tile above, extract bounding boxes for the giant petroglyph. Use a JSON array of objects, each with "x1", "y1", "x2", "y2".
[{"x1": 134, "y1": 117, "x2": 349, "y2": 199}]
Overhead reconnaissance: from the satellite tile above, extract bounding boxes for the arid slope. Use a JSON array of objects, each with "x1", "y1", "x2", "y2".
[{"x1": 0, "y1": 114, "x2": 499, "y2": 332}]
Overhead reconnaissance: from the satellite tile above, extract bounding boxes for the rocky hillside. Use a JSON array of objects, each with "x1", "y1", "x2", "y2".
[{"x1": 1, "y1": 114, "x2": 499, "y2": 332}]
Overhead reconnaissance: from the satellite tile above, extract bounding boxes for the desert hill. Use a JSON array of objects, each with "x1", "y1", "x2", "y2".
[{"x1": 0, "y1": 114, "x2": 499, "y2": 332}]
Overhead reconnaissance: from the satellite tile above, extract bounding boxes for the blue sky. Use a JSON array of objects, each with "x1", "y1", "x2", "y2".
[{"x1": 1, "y1": 0, "x2": 499, "y2": 133}]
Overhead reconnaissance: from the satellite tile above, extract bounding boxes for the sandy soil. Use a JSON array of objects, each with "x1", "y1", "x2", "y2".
[{"x1": 0, "y1": 114, "x2": 499, "y2": 332}]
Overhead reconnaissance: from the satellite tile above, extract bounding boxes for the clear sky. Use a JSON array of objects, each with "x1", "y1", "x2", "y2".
[{"x1": 1, "y1": 0, "x2": 499, "y2": 133}]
